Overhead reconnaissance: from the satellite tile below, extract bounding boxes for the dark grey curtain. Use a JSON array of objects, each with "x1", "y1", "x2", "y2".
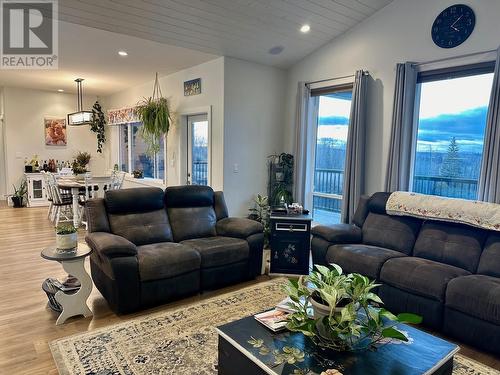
[
  {"x1": 294, "y1": 82, "x2": 311, "y2": 205},
  {"x1": 478, "y1": 47, "x2": 500, "y2": 203},
  {"x1": 341, "y1": 71, "x2": 368, "y2": 223},
  {"x1": 385, "y1": 62, "x2": 418, "y2": 192}
]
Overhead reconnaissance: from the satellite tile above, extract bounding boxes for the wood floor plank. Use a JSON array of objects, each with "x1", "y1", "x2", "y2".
[{"x1": 0, "y1": 202, "x2": 499, "y2": 374}]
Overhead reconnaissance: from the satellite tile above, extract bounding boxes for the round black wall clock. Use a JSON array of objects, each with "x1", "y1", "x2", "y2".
[{"x1": 431, "y1": 4, "x2": 475, "y2": 48}]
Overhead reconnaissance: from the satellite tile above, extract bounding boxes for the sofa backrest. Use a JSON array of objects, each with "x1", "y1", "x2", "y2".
[
  {"x1": 104, "y1": 187, "x2": 173, "y2": 246},
  {"x1": 477, "y1": 233, "x2": 500, "y2": 277},
  {"x1": 413, "y1": 221, "x2": 488, "y2": 273},
  {"x1": 361, "y1": 192, "x2": 422, "y2": 255},
  {"x1": 165, "y1": 185, "x2": 217, "y2": 242}
]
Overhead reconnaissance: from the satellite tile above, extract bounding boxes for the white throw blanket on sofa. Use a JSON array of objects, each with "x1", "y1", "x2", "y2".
[{"x1": 386, "y1": 191, "x2": 500, "y2": 231}]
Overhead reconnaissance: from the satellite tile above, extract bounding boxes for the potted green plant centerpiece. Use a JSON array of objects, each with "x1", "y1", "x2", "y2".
[
  {"x1": 11, "y1": 179, "x2": 27, "y2": 207},
  {"x1": 136, "y1": 72, "x2": 173, "y2": 155},
  {"x1": 72, "y1": 151, "x2": 91, "y2": 179},
  {"x1": 283, "y1": 264, "x2": 422, "y2": 352},
  {"x1": 55, "y1": 224, "x2": 78, "y2": 250}
]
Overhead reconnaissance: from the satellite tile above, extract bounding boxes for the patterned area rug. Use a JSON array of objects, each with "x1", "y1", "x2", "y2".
[{"x1": 51, "y1": 278, "x2": 499, "y2": 375}]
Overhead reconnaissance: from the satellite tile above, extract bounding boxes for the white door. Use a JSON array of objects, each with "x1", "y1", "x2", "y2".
[{"x1": 186, "y1": 114, "x2": 210, "y2": 185}]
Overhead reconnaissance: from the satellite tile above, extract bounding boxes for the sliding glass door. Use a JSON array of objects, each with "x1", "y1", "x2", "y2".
[{"x1": 310, "y1": 89, "x2": 353, "y2": 224}]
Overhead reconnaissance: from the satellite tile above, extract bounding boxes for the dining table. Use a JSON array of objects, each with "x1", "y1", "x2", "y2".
[{"x1": 57, "y1": 176, "x2": 113, "y2": 227}]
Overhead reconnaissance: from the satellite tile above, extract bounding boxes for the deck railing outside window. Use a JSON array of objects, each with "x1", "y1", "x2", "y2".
[{"x1": 192, "y1": 161, "x2": 208, "y2": 185}]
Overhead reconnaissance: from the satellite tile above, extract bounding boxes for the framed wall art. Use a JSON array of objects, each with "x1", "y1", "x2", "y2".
[{"x1": 44, "y1": 117, "x2": 67, "y2": 146}]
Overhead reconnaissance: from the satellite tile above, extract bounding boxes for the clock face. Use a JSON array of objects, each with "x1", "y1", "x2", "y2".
[{"x1": 432, "y1": 4, "x2": 475, "y2": 48}]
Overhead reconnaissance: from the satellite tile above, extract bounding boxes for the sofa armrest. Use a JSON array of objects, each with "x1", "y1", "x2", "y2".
[
  {"x1": 311, "y1": 224, "x2": 362, "y2": 244},
  {"x1": 216, "y1": 217, "x2": 263, "y2": 239},
  {"x1": 86, "y1": 232, "x2": 137, "y2": 258}
]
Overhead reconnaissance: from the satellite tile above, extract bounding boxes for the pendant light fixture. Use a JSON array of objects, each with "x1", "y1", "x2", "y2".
[{"x1": 67, "y1": 78, "x2": 92, "y2": 126}]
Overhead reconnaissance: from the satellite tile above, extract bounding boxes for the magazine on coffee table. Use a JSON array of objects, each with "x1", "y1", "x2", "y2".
[{"x1": 254, "y1": 309, "x2": 290, "y2": 332}]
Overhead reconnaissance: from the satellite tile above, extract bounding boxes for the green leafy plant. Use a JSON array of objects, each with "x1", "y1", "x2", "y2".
[
  {"x1": 283, "y1": 264, "x2": 422, "y2": 352},
  {"x1": 55, "y1": 224, "x2": 77, "y2": 235},
  {"x1": 136, "y1": 73, "x2": 173, "y2": 155},
  {"x1": 132, "y1": 169, "x2": 144, "y2": 178},
  {"x1": 268, "y1": 153, "x2": 294, "y2": 206},
  {"x1": 72, "y1": 151, "x2": 91, "y2": 175},
  {"x1": 12, "y1": 179, "x2": 27, "y2": 198},
  {"x1": 75, "y1": 151, "x2": 91, "y2": 167},
  {"x1": 248, "y1": 194, "x2": 270, "y2": 245},
  {"x1": 90, "y1": 100, "x2": 106, "y2": 153}
]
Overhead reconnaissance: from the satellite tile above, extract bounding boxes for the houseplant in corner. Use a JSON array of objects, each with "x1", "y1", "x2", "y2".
[
  {"x1": 136, "y1": 72, "x2": 173, "y2": 155},
  {"x1": 11, "y1": 179, "x2": 27, "y2": 207},
  {"x1": 55, "y1": 224, "x2": 77, "y2": 251},
  {"x1": 283, "y1": 264, "x2": 422, "y2": 352}
]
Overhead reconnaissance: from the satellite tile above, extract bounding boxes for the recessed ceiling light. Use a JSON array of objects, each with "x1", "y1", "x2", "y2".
[
  {"x1": 300, "y1": 24, "x2": 310, "y2": 33},
  {"x1": 57, "y1": 89, "x2": 64, "y2": 92},
  {"x1": 118, "y1": 50, "x2": 128, "y2": 56}
]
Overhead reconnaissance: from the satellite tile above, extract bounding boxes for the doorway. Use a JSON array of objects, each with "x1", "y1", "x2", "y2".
[
  {"x1": 186, "y1": 113, "x2": 210, "y2": 185},
  {"x1": 307, "y1": 87, "x2": 353, "y2": 224}
]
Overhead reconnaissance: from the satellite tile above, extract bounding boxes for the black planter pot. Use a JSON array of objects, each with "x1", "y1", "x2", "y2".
[{"x1": 11, "y1": 196, "x2": 24, "y2": 208}]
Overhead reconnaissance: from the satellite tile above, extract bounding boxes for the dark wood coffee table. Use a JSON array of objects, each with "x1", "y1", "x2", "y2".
[{"x1": 217, "y1": 315, "x2": 459, "y2": 375}]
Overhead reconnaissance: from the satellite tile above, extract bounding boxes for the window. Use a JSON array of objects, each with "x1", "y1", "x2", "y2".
[
  {"x1": 412, "y1": 63, "x2": 494, "y2": 200},
  {"x1": 309, "y1": 87, "x2": 353, "y2": 224},
  {"x1": 119, "y1": 122, "x2": 166, "y2": 181},
  {"x1": 187, "y1": 114, "x2": 209, "y2": 185}
]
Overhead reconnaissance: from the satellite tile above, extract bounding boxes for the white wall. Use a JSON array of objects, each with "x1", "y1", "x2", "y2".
[
  {"x1": 2, "y1": 87, "x2": 109, "y2": 193},
  {"x1": 285, "y1": 0, "x2": 500, "y2": 195},
  {"x1": 224, "y1": 57, "x2": 287, "y2": 216},
  {"x1": 105, "y1": 57, "x2": 225, "y2": 190}
]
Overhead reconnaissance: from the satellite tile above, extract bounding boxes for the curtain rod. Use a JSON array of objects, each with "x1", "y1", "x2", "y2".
[
  {"x1": 413, "y1": 48, "x2": 497, "y2": 67},
  {"x1": 305, "y1": 71, "x2": 369, "y2": 86}
]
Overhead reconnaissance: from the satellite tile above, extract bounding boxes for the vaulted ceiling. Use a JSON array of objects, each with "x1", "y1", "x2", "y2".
[
  {"x1": 0, "y1": 0, "x2": 394, "y2": 95},
  {"x1": 60, "y1": 0, "x2": 394, "y2": 68}
]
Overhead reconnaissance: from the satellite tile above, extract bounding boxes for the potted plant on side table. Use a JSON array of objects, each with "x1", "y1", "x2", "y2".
[
  {"x1": 55, "y1": 224, "x2": 78, "y2": 251},
  {"x1": 11, "y1": 179, "x2": 27, "y2": 207}
]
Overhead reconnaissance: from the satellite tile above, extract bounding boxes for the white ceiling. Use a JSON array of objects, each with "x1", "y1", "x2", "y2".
[
  {"x1": 60, "y1": 0, "x2": 393, "y2": 67},
  {"x1": 0, "y1": 21, "x2": 218, "y2": 96},
  {"x1": 0, "y1": 0, "x2": 393, "y2": 96}
]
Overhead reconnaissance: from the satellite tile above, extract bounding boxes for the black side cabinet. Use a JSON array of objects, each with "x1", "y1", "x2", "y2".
[{"x1": 269, "y1": 214, "x2": 312, "y2": 275}]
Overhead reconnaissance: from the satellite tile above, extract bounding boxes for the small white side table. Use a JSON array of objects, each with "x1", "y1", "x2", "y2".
[{"x1": 41, "y1": 243, "x2": 93, "y2": 325}]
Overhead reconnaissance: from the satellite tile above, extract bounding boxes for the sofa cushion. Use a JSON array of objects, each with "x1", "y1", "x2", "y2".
[
  {"x1": 446, "y1": 275, "x2": 500, "y2": 325},
  {"x1": 165, "y1": 185, "x2": 214, "y2": 207},
  {"x1": 168, "y1": 207, "x2": 217, "y2": 242},
  {"x1": 362, "y1": 212, "x2": 422, "y2": 254},
  {"x1": 380, "y1": 257, "x2": 470, "y2": 302},
  {"x1": 105, "y1": 187, "x2": 165, "y2": 214},
  {"x1": 165, "y1": 185, "x2": 217, "y2": 242},
  {"x1": 478, "y1": 233, "x2": 500, "y2": 277},
  {"x1": 108, "y1": 208, "x2": 173, "y2": 246},
  {"x1": 137, "y1": 242, "x2": 201, "y2": 282},
  {"x1": 181, "y1": 236, "x2": 249, "y2": 268},
  {"x1": 413, "y1": 222, "x2": 487, "y2": 273},
  {"x1": 326, "y1": 244, "x2": 406, "y2": 279}
]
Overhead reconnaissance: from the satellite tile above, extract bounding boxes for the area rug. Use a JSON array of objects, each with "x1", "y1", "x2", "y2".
[{"x1": 51, "y1": 278, "x2": 499, "y2": 375}]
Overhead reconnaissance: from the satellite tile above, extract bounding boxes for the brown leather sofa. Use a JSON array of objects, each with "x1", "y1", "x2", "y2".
[
  {"x1": 311, "y1": 192, "x2": 500, "y2": 355},
  {"x1": 85, "y1": 185, "x2": 263, "y2": 314}
]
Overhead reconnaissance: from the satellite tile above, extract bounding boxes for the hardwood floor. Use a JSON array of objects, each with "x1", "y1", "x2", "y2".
[{"x1": 0, "y1": 202, "x2": 499, "y2": 374}]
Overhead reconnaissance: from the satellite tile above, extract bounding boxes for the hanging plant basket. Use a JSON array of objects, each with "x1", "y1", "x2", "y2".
[{"x1": 136, "y1": 73, "x2": 173, "y2": 155}]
